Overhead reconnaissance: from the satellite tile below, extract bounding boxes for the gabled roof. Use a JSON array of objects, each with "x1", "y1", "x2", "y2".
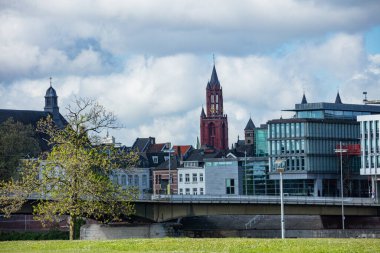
[
  {"x1": 335, "y1": 92, "x2": 342, "y2": 104},
  {"x1": 132, "y1": 137, "x2": 155, "y2": 152},
  {"x1": 226, "y1": 152, "x2": 237, "y2": 159},
  {"x1": 155, "y1": 156, "x2": 181, "y2": 170},
  {"x1": 185, "y1": 148, "x2": 224, "y2": 162},
  {"x1": 173, "y1": 145, "x2": 193, "y2": 157},
  {"x1": 244, "y1": 118, "x2": 255, "y2": 130},
  {"x1": 147, "y1": 143, "x2": 167, "y2": 153}
]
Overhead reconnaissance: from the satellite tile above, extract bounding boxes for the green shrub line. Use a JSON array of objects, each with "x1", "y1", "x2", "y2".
[{"x1": 0, "y1": 230, "x2": 69, "y2": 241}]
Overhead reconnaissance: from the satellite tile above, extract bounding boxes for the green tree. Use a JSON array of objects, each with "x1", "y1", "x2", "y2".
[
  {"x1": 0, "y1": 98, "x2": 139, "y2": 240},
  {"x1": 0, "y1": 118, "x2": 40, "y2": 181}
]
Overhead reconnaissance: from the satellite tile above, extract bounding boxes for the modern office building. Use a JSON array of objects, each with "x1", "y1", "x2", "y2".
[
  {"x1": 358, "y1": 114, "x2": 380, "y2": 200},
  {"x1": 204, "y1": 155, "x2": 244, "y2": 195},
  {"x1": 267, "y1": 93, "x2": 380, "y2": 197}
]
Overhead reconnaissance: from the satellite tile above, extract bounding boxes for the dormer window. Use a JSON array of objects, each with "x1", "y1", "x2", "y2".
[{"x1": 153, "y1": 156, "x2": 158, "y2": 164}]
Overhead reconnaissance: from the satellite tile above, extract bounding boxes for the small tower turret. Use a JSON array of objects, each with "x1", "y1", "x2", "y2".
[
  {"x1": 244, "y1": 117, "x2": 255, "y2": 145},
  {"x1": 44, "y1": 77, "x2": 59, "y2": 115}
]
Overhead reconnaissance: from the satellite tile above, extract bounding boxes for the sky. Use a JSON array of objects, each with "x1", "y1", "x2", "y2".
[{"x1": 1, "y1": 0, "x2": 380, "y2": 147}]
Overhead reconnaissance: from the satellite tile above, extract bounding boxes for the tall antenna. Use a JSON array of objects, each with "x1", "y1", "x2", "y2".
[
  {"x1": 213, "y1": 54, "x2": 215, "y2": 66},
  {"x1": 49, "y1": 77, "x2": 52, "y2": 87}
]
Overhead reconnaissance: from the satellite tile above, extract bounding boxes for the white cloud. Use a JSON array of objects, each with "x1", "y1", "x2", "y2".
[{"x1": 1, "y1": 1, "x2": 380, "y2": 147}]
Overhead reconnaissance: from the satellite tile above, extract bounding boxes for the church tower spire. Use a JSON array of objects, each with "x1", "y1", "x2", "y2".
[
  {"x1": 335, "y1": 92, "x2": 342, "y2": 104},
  {"x1": 200, "y1": 64, "x2": 228, "y2": 150},
  {"x1": 301, "y1": 93, "x2": 307, "y2": 104},
  {"x1": 44, "y1": 77, "x2": 59, "y2": 115}
]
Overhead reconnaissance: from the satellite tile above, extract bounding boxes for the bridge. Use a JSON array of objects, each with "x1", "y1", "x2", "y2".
[
  {"x1": 134, "y1": 195, "x2": 380, "y2": 222},
  {"x1": 11, "y1": 195, "x2": 380, "y2": 223}
]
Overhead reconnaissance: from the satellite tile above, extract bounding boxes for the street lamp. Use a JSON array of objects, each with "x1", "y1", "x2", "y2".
[
  {"x1": 275, "y1": 158, "x2": 286, "y2": 239},
  {"x1": 245, "y1": 151, "x2": 248, "y2": 195},
  {"x1": 334, "y1": 141, "x2": 347, "y2": 230},
  {"x1": 370, "y1": 152, "x2": 379, "y2": 204}
]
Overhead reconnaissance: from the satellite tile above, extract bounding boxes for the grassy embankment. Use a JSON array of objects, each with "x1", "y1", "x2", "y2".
[{"x1": 1, "y1": 238, "x2": 380, "y2": 253}]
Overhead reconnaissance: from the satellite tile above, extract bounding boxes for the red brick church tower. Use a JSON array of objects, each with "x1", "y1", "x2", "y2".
[{"x1": 200, "y1": 65, "x2": 228, "y2": 150}]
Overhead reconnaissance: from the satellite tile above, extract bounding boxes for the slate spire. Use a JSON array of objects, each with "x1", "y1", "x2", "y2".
[
  {"x1": 207, "y1": 65, "x2": 220, "y2": 89},
  {"x1": 244, "y1": 117, "x2": 255, "y2": 130},
  {"x1": 335, "y1": 92, "x2": 342, "y2": 104},
  {"x1": 200, "y1": 107, "x2": 206, "y2": 118},
  {"x1": 301, "y1": 93, "x2": 307, "y2": 104}
]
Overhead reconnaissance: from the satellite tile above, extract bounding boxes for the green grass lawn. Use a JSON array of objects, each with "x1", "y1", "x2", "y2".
[{"x1": 0, "y1": 238, "x2": 379, "y2": 253}]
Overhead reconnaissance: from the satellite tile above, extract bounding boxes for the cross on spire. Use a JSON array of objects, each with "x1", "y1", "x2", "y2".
[{"x1": 49, "y1": 77, "x2": 52, "y2": 87}]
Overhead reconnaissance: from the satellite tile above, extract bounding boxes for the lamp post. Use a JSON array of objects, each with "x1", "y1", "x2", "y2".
[
  {"x1": 370, "y1": 152, "x2": 378, "y2": 204},
  {"x1": 275, "y1": 158, "x2": 286, "y2": 239},
  {"x1": 245, "y1": 151, "x2": 248, "y2": 195},
  {"x1": 334, "y1": 141, "x2": 347, "y2": 230}
]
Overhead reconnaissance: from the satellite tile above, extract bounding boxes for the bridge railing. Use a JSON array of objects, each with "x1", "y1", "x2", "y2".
[{"x1": 148, "y1": 194, "x2": 379, "y2": 206}]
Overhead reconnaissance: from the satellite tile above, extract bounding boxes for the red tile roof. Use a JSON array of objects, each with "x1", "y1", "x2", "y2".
[
  {"x1": 173, "y1": 145, "x2": 192, "y2": 156},
  {"x1": 147, "y1": 143, "x2": 166, "y2": 153}
]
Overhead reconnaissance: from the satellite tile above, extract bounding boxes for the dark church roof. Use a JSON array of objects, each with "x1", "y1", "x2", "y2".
[
  {"x1": 335, "y1": 92, "x2": 342, "y2": 104},
  {"x1": 0, "y1": 109, "x2": 67, "y2": 151},
  {"x1": 0, "y1": 82, "x2": 67, "y2": 152},
  {"x1": 244, "y1": 118, "x2": 255, "y2": 130},
  {"x1": 0, "y1": 109, "x2": 49, "y2": 126},
  {"x1": 207, "y1": 65, "x2": 220, "y2": 89}
]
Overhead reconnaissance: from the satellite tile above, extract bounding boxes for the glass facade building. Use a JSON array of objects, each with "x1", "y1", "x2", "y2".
[
  {"x1": 254, "y1": 126, "x2": 268, "y2": 157},
  {"x1": 267, "y1": 99, "x2": 380, "y2": 197}
]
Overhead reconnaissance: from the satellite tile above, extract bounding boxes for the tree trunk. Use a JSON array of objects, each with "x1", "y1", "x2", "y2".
[{"x1": 69, "y1": 215, "x2": 76, "y2": 240}]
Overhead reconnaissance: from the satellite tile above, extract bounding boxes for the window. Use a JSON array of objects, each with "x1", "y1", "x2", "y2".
[
  {"x1": 192, "y1": 173, "x2": 197, "y2": 182},
  {"x1": 153, "y1": 156, "x2": 158, "y2": 164},
  {"x1": 200, "y1": 188, "x2": 204, "y2": 195},
  {"x1": 179, "y1": 174, "x2": 183, "y2": 182},
  {"x1": 121, "y1": 175, "x2": 126, "y2": 185},
  {"x1": 185, "y1": 174, "x2": 190, "y2": 183},
  {"x1": 179, "y1": 188, "x2": 183, "y2": 195},
  {"x1": 200, "y1": 173, "x2": 204, "y2": 182},
  {"x1": 226, "y1": 179, "x2": 235, "y2": 194},
  {"x1": 193, "y1": 188, "x2": 198, "y2": 195},
  {"x1": 134, "y1": 175, "x2": 139, "y2": 186},
  {"x1": 128, "y1": 175, "x2": 133, "y2": 185},
  {"x1": 185, "y1": 188, "x2": 190, "y2": 195},
  {"x1": 142, "y1": 175, "x2": 147, "y2": 187},
  {"x1": 215, "y1": 95, "x2": 218, "y2": 103},
  {"x1": 211, "y1": 95, "x2": 214, "y2": 103},
  {"x1": 113, "y1": 175, "x2": 119, "y2": 185}
]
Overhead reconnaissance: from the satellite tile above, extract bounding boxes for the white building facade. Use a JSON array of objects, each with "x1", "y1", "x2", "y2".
[
  {"x1": 177, "y1": 161, "x2": 205, "y2": 195},
  {"x1": 358, "y1": 114, "x2": 380, "y2": 199}
]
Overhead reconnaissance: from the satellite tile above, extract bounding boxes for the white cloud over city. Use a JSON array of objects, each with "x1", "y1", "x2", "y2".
[{"x1": 1, "y1": 0, "x2": 380, "y2": 146}]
